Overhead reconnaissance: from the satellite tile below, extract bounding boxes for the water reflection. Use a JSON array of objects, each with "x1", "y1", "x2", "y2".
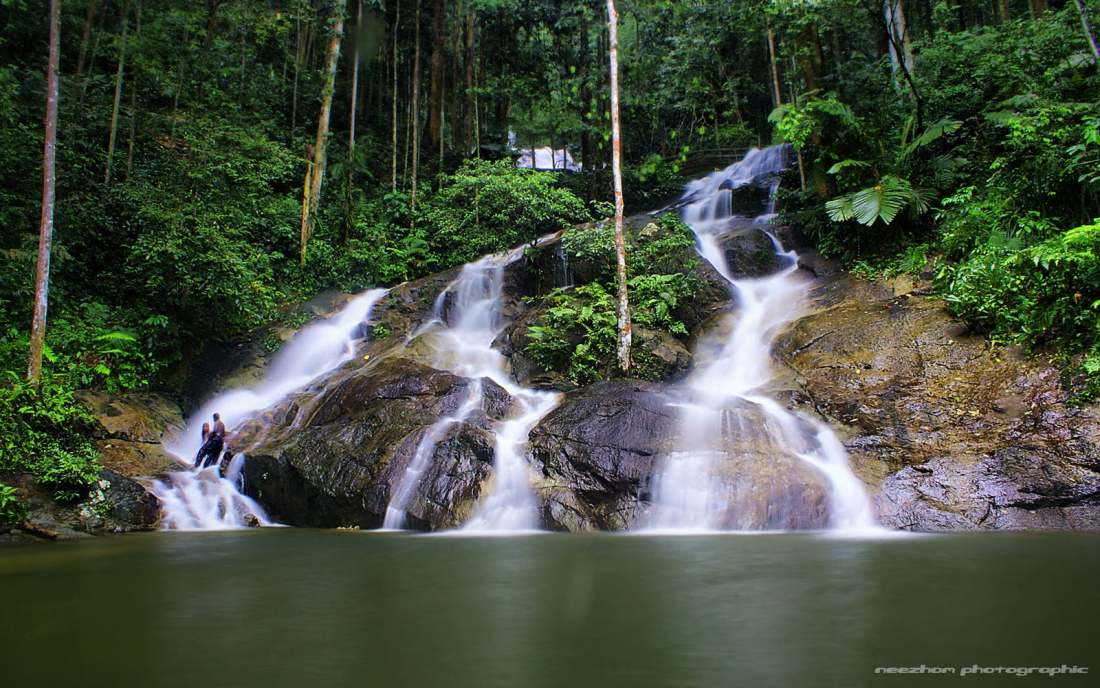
[{"x1": 1, "y1": 531, "x2": 1097, "y2": 687}]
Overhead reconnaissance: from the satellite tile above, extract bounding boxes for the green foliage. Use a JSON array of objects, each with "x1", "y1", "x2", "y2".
[
  {"x1": 526, "y1": 283, "x2": 619, "y2": 385},
  {"x1": 940, "y1": 222, "x2": 1100, "y2": 366},
  {"x1": 0, "y1": 376, "x2": 101, "y2": 503},
  {"x1": 423, "y1": 160, "x2": 590, "y2": 267},
  {"x1": 0, "y1": 483, "x2": 25, "y2": 526},
  {"x1": 526, "y1": 212, "x2": 700, "y2": 383}
]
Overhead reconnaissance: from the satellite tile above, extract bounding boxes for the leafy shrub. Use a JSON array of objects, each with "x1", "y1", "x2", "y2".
[
  {"x1": 526, "y1": 212, "x2": 701, "y2": 382},
  {"x1": 0, "y1": 484, "x2": 25, "y2": 526},
  {"x1": 526, "y1": 283, "x2": 618, "y2": 385},
  {"x1": 0, "y1": 376, "x2": 101, "y2": 503},
  {"x1": 423, "y1": 159, "x2": 590, "y2": 267}
]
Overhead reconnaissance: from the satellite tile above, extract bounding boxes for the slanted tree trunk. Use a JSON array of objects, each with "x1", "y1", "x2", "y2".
[
  {"x1": 105, "y1": 0, "x2": 132, "y2": 184},
  {"x1": 606, "y1": 0, "x2": 631, "y2": 373},
  {"x1": 300, "y1": 0, "x2": 347, "y2": 264},
  {"x1": 392, "y1": 0, "x2": 400, "y2": 190},
  {"x1": 410, "y1": 0, "x2": 422, "y2": 209},
  {"x1": 1074, "y1": 0, "x2": 1100, "y2": 61},
  {"x1": 28, "y1": 0, "x2": 62, "y2": 387},
  {"x1": 76, "y1": 0, "x2": 98, "y2": 77}
]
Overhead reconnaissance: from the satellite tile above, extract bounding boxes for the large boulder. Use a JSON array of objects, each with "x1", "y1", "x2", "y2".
[
  {"x1": 2, "y1": 469, "x2": 160, "y2": 540},
  {"x1": 78, "y1": 391, "x2": 185, "y2": 477},
  {"x1": 235, "y1": 356, "x2": 513, "y2": 530},
  {"x1": 530, "y1": 381, "x2": 678, "y2": 530},
  {"x1": 719, "y1": 223, "x2": 783, "y2": 278},
  {"x1": 776, "y1": 284, "x2": 1100, "y2": 531}
]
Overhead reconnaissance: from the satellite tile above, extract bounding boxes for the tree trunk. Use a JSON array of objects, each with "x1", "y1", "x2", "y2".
[
  {"x1": 300, "y1": 0, "x2": 347, "y2": 264},
  {"x1": 292, "y1": 9, "x2": 301, "y2": 134},
  {"x1": 410, "y1": 0, "x2": 422, "y2": 210},
  {"x1": 606, "y1": 0, "x2": 631, "y2": 373},
  {"x1": 78, "y1": 8, "x2": 106, "y2": 106},
  {"x1": 392, "y1": 0, "x2": 400, "y2": 190},
  {"x1": 427, "y1": 0, "x2": 444, "y2": 162},
  {"x1": 28, "y1": 0, "x2": 61, "y2": 386},
  {"x1": 884, "y1": 0, "x2": 914, "y2": 80},
  {"x1": 579, "y1": 10, "x2": 592, "y2": 178},
  {"x1": 1029, "y1": 0, "x2": 1048, "y2": 18},
  {"x1": 464, "y1": 8, "x2": 475, "y2": 155},
  {"x1": 997, "y1": 0, "x2": 1010, "y2": 22},
  {"x1": 1074, "y1": 0, "x2": 1100, "y2": 61},
  {"x1": 126, "y1": 0, "x2": 142, "y2": 180},
  {"x1": 766, "y1": 22, "x2": 782, "y2": 109},
  {"x1": 349, "y1": 0, "x2": 362, "y2": 152},
  {"x1": 76, "y1": 0, "x2": 98, "y2": 77},
  {"x1": 105, "y1": 0, "x2": 132, "y2": 184},
  {"x1": 883, "y1": 0, "x2": 925, "y2": 129}
]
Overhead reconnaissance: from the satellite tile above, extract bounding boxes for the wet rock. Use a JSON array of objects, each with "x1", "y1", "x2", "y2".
[
  {"x1": 777, "y1": 285, "x2": 1100, "y2": 531},
  {"x1": 237, "y1": 356, "x2": 513, "y2": 530},
  {"x1": 530, "y1": 382, "x2": 678, "y2": 530},
  {"x1": 720, "y1": 225, "x2": 782, "y2": 278},
  {"x1": 631, "y1": 327, "x2": 693, "y2": 382}
]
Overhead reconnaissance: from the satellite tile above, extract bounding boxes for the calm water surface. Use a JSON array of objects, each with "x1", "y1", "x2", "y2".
[{"x1": 2, "y1": 530, "x2": 1098, "y2": 687}]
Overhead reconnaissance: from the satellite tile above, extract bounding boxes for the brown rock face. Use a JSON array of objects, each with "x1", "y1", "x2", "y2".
[
  {"x1": 78, "y1": 391, "x2": 185, "y2": 478},
  {"x1": 776, "y1": 281, "x2": 1100, "y2": 531}
]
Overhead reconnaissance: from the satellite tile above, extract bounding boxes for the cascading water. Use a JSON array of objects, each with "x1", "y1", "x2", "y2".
[
  {"x1": 391, "y1": 247, "x2": 561, "y2": 532},
  {"x1": 648, "y1": 147, "x2": 876, "y2": 532},
  {"x1": 153, "y1": 288, "x2": 389, "y2": 530}
]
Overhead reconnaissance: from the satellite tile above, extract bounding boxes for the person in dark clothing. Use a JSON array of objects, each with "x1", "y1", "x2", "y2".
[{"x1": 194, "y1": 413, "x2": 226, "y2": 469}]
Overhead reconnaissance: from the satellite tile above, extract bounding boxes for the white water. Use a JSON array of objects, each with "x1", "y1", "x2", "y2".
[
  {"x1": 382, "y1": 380, "x2": 483, "y2": 530},
  {"x1": 154, "y1": 288, "x2": 390, "y2": 529},
  {"x1": 648, "y1": 146, "x2": 877, "y2": 532},
  {"x1": 396, "y1": 248, "x2": 561, "y2": 532}
]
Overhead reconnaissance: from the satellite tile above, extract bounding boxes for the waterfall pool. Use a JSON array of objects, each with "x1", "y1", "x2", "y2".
[{"x1": 2, "y1": 529, "x2": 1097, "y2": 687}]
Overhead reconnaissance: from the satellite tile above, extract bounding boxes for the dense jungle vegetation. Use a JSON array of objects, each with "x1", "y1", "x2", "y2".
[{"x1": 1, "y1": 0, "x2": 1098, "y2": 517}]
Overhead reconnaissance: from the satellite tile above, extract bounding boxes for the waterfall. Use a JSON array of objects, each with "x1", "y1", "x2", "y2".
[
  {"x1": 155, "y1": 288, "x2": 390, "y2": 530},
  {"x1": 648, "y1": 146, "x2": 877, "y2": 532},
  {"x1": 391, "y1": 247, "x2": 561, "y2": 532}
]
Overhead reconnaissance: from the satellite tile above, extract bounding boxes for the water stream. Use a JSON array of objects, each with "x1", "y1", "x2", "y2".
[
  {"x1": 395, "y1": 250, "x2": 561, "y2": 532},
  {"x1": 152, "y1": 288, "x2": 389, "y2": 529},
  {"x1": 648, "y1": 146, "x2": 876, "y2": 532}
]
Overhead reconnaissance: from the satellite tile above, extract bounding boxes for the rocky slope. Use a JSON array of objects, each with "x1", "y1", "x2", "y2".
[{"x1": 22, "y1": 217, "x2": 1097, "y2": 537}]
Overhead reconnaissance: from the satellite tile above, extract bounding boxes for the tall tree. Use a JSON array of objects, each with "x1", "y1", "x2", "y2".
[
  {"x1": 104, "y1": 0, "x2": 132, "y2": 184},
  {"x1": 606, "y1": 0, "x2": 631, "y2": 373},
  {"x1": 300, "y1": 0, "x2": 347, "y2": 264},
  {"x1": 28, "y1": 0, "x2": 62, "y2": 386},
  {"x1": 1074, "y1": 0, "x2": 1100, "y2": 61},
  {"x1": 391, "y1": 0, "x2": 400, "y2": 190},
  {"x1": 410, "y1": 0, "x2": 422, "y2": 209},
  {"x1": 427, "y1": 0, "x2": 444, "y2": 159},
  {"x1": 463, "y1": 7, "x2": 475, "y2": 155},
  {"x1": 348, "y1": 0, "x2": 362, "y2": 152},
  {"x1": 75, "y1": 0, "x2": 98, "y2": 77}
]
